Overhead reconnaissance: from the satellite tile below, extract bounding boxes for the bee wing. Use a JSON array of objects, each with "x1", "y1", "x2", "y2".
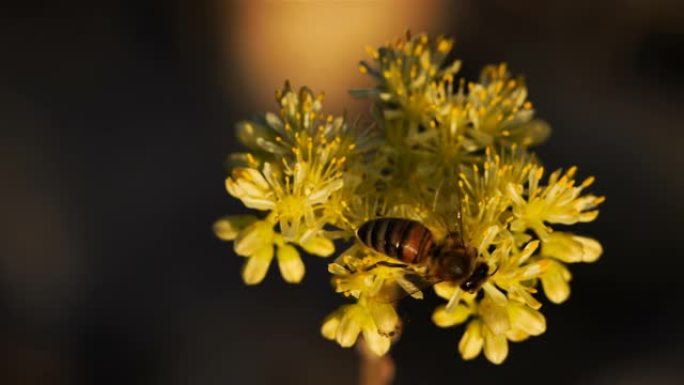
[
  {"x1": 399, "y1": 271, "x2": 442, "y2": 298},
  {"x1": 375, "y1": 271, "x2": 442, "y2": 303},
  {"x1": 426, "y1": 176, "x2": 467, "y2": 241}
]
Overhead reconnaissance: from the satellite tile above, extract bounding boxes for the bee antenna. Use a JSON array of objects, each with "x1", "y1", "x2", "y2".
[
  {"x1": 454, "y1": 177, "x2": 465, "y2": 244},
  {"x1": 488, "y1": 265, "x2": 499, "y2": 277},
  {"x1": 432, "y1": 178, "x2": 445, "y2": 214}
]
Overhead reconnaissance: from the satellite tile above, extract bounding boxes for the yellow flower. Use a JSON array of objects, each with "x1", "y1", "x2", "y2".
[
  {"x1": 462, "y1": 145, "x2": 537, "y2": 201},
  {"x1": 218, "y1": 217, "x2": 274, "y2": 285},
  {"x1": 321, "y1": 298, "x2": 400, "y2": 356},
  {"x1": 355, "y1": 32, "x2": 460, "y2": 124},
  {"x1": 226, "y1": 86, "x2": 355, "y2": 243},
  {"x1": 214, "y1": 216, "x2": 308, "y2": 285},
  {"x1": 466, "y1": 63, "x2": 550, "y2": 148},
  {"x1": 508, "y1": 166, "x2": 604, "y2": 241},
  {"x1": 227, "y1": 161, "x2": 343, "y2": 242},
  {"x1": 538, "y1": 231, "x2": 603, "y2": 303},
  {"x1": 433, "y1": 288, "x2": 546, "y2": 364},
  {"x1": 470, "y1": 300, "x2": 546, "y2": 364},
  {"x1": 489, "y1": 240, "x2": 547, "y2": 309},
  {"x1": 233, "y1": 219, "x2": 274, "y2": 258},
  {"x1": 217, "y1": 83, "x2": 361, "y2": 283}
]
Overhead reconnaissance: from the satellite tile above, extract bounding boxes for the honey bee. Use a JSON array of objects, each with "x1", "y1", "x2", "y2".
[
  {"x1": 355, "y1": 188, "x2": 492, "y2": 297},
  {"x1": 356, "y1": 218, "x2": 490, "y2": 293}
]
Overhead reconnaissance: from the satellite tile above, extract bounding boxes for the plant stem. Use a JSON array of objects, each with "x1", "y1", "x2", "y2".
[{"x1": 357, "y1": 338, "x2": 395, "y2": 385}]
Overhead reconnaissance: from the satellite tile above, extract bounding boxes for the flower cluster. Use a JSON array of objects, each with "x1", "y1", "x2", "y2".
[
  {"x1": 214, "y1": 83, "x2": 364, "y2": 284},
  {"x1": 215, "y1": 33, "x2": 604, "y2": 363}
]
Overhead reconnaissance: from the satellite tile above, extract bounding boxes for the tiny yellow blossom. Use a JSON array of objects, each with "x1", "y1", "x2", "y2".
[
  {"x1": 508, "y1": 166, "x2": 604, "y2": 240},
  {"x1": 214, "y1": 216, "x2": 308, "y2": 285},
  {"x1": 321, "y1": 298, "x2": 400, "y2": 356},
  {"x1": 215, "y1": 83, "x2": 360, "y2": 284},
  {"x1": 215, "y1": 32, "x2": 604, "y2": 364},
  {"x1": 433, "y1": 287, "x2": 546, "y2": 364},
  {"x1": 466, "y1": 63, "x2": 550, "y2": 148}
]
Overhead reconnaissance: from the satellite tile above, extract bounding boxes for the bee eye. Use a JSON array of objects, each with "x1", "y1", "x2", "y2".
[{"x1": 450, "y1": 264, "x2": 464, "y2": 277}]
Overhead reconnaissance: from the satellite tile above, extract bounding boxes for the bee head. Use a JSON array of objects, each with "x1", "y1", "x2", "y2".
[{"x1": 433, "y1": 242, "x2": 478, "y2": 282}]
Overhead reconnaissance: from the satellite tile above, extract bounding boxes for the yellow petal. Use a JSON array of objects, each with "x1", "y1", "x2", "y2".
[
  {"x1": 574, "y1": 235, "x2": 602, "y2": 262},
  {"x1": 516, "y1": 259, "x2": 551, "y2": 280},
  {"x1": 234, "y1": 221, "x2": 274, "y2": 256},
  {"x1": 578, "y1": 210, "x2": 599, "y2": 222},
  {"x1": 233, "y1": 177, "x2": 267, "y2": 199},
  {"x1": 300, "y1": 236, "x2": 335, "y2": 257},
  {"x1": 362, "y1": 326, "x2": 391, "y2": 356},
  {"x1": 507, "y1": 182, "x2": 525, "y2": 207},
  {"x1": 213, "y1": 215, "x2": 257, "y2": 241},
  {"x1": 434, "y1": 281, "x2": 457, "y2": 300},
  {"x1": 336, "y1": 307, "x2": 362, "y2": 347},
  {"x1": 308, "y1": 179, "x2": 344, "y2": 204},
  {"x1": 510, "y1": 218, "x2": 527, "y2": 233},
  {"x1": 225, "y1": 169, "x2": 275, "y2": 211},
  {"x1": 516, "y1": 240, "x2": 540, "y2": 265},
  {"x1": 507, "y1": 285, "x2": 542, "y2": 310},
  {"x1": 542, "y1": 232, "x2": 601, "y2": 263},
  {"x1": 477, "y1": 225, "x2": 500, "y2": 254},
  {"x1": 522, "y1": 119, "x2": 551, "y2": 145},
  {"x1": 542, "y1": 232, "x2": 581, "y2": 262},
  {"x1": 508, "y1": 302, "x2": 546, "y2": 336},
  {"x1": 235, "y1": 167, "x2": 271, "y2": 191},
  {"x1": 321, "y1": 309, "x2": 343, "y2": 340},
  {"x1": 328, "y1": 263, "x2": 349, "y2": 275},
  {"x1": 241, "y1": 246, "x2": 274, "y2": 285},
  {"x1": 264, "y1": 112, "x2": 283, "y2": 130},
  {"x1": 432, "y1": 304, "x2": 471, "y2": 328},
  {"x1": 277, "y1": 244, "x2": 305, "y2": 283},
  {"x1": 541, "y1": 260, "x2": 572, "y2": 304},
  {"x1": 368, "y1": 302, "x2": 399, "y2": 336},
  {"x1": 459, "y1": 320, "x2": 484, "y2": 360},
  {"x1": 483, "y1": 282, "x2": 508, "y2": 306},
  {"x1": 239, "y1": 196, "x2": 276, "y2": 211},
  {"x1": 236, "y1": 120, "x2": 272, "y2": 149},
  {"x1": 483, "y1": 325, "x2": 509, "y2": 364},
  {"x1": 506, "y1": 328, "x2": 530, "y2": 342},
  {"x1": 480, "y1": 296, "x2": 510, "y2": 335}
]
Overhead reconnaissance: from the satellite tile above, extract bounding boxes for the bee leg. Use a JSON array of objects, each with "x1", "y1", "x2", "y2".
[{"x1": 363, "y1": 261, "x2": 409, "y2": 272}]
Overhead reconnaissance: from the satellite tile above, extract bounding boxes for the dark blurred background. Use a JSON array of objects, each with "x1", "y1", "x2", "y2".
[{"x1": 2, "y1": 1, "x2": 684, "y2": 384}]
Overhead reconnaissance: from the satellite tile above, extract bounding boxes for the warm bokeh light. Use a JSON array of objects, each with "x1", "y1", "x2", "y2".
[{"x1": 222, "y1": 0, "x2": 454, "y2": 113}]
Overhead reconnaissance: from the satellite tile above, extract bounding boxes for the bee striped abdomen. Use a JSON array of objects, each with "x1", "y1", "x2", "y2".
[{"x1": 356, "y1": 218, "x2": 434, "y2": 264}]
